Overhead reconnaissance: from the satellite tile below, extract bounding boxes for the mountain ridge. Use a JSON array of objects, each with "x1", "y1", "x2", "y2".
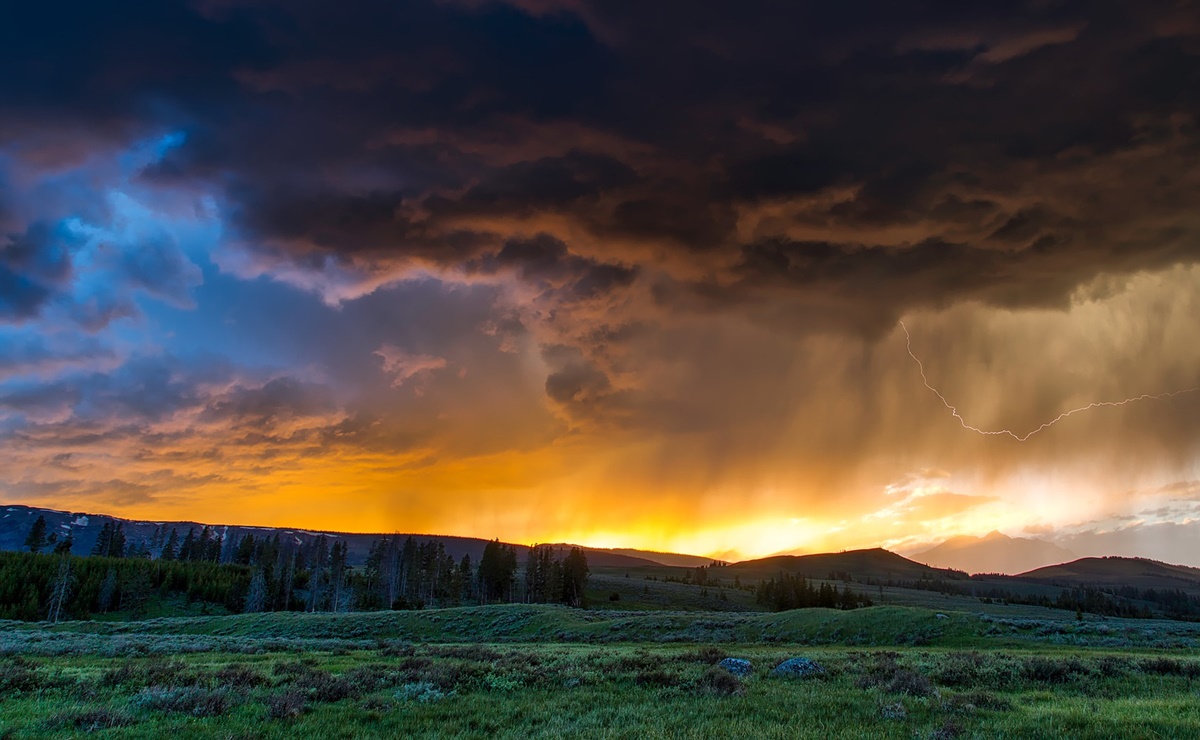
[
  {"x1": 725, "y1": 547, "x2": 970, "y2": 582},
  {"x1": 8, "y1": 503, "x2": 1200, "y2": 594},
  {"x1": 1017, "y1": 556, "x2": 1200, "y2": 592},
  {"x1": 909, "y1": 530, "x2": 1076, "y2": 575},
  {"x1": 0, "y1": 504, "x2": 698, "y2": 568}
]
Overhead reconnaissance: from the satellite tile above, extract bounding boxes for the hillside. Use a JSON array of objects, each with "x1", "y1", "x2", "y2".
[
  {"x1": 580, "y1": 547, "x2": 715, "y2": 568},
  {"x1": 1018, "y1": 556, "x2": 1200, "y2": 594},
  {"x1": 723, "y1": 547, "x2": 969, "y2": 583},
  {"x1": 0, "y1": 504, "x2": 671, "y2": 568},
  {"x1": 910, "y1": 530, "x2": 1076, "y2": 575}
]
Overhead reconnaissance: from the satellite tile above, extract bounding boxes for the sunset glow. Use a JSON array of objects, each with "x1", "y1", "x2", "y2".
[{"x1": 2, "y1": 1, "x2": 1199, "y2": 566}]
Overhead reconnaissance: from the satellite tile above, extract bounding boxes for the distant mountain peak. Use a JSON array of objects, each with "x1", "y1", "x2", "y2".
[{"x1": 910, "y1": 531, "x2": 1075, "y2": 575}]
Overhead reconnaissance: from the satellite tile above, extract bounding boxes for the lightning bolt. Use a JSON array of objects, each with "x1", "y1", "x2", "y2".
[{"x1": 899, "y1": 321, "x2": 1200, "y2": 441}]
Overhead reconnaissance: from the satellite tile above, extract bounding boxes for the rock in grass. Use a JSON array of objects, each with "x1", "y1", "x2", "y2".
[
  {"x1": 770, "y1": 657, "x2": 825, "y2": 678},
  {"x1": 718, "y1": 658, "x2": 753, "y2": 677}
]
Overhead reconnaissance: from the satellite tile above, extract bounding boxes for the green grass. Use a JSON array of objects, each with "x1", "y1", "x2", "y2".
[
  {"x1": 4, "y1": 605, "x2": 1200, "y2": 737},
  {"x1": 3, "y1": 641, "x2": 1200, "y2": 738},
  {"x1": 17, "y1": 602, "x2": 1200, "y2": 650}
]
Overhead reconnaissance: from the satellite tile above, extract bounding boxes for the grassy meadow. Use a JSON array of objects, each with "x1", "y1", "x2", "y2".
[{"x1": 2, "y1": 600, "x2": 1200, "y2": 738}]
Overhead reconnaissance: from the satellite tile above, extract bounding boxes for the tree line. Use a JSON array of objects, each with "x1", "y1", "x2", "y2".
[
  {"x1": 755, "y1": 572, "x2": 874, "y2": 611},
  {"x1": 0, "y1": 551, "x2": 250, "y2": 621},
  {"x1": 7, "y1": 517, "x2": 592, "y2": 620}
]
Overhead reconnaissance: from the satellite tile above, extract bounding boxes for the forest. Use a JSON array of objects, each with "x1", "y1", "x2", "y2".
[{"x1": 3, "y1": 516, "x2": 592, "y2": 621}]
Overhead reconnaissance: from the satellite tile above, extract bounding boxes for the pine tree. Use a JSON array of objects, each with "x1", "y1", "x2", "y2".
[
  {"x1": 91, "y1": 523, "x2": 114, "y2": 557},
  {"x1": 198, "y1": 527, "x2": 213, "y2": 562},
  {"x1": 178, "y1": 529, "x2": 196, "y2": 562},
  {"x1": 235, "y1": 535, "x2": 256, "y2": 565},
  {"x1": 458, "y1": 554, "x2": 473, "y2": 602},
  {"x1": 478, "y1": 540, "x2": 518, "y2": 603},
  {"x1": 53, "y1": 533, "x2": 73, "y2": 555},
  {"x1": 109, "y1": 524, "x2": 126, "y2": 558},
  {"x1": 161, "y1": 528, "x2": 179, "y2": 560},
  {"x1": 24, "y1": 515, "x2": 48, "y2": 553},
  {"x1": 202, "y1": 527, "x2": 222, "y2": 562},
  {"x1": 560, "y1": 547, "x2": 589, "y2": 607}
]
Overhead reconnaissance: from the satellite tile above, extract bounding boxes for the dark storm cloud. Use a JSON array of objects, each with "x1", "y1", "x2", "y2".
[
  {"x1": 10, "y1": 0, "x2": 1182, "y2": 338},
  {"x1": 4, "y1": 0, "x2": 1196, "y2": 382},
  {"x1": 0, "y1": 223, "x2": 75, "y2": 321},
  {"x1": 0, "y1": 0, "x2": 269, "y2": 122},
  {"x1": 469, "y1": 233, "x2": 637, "y2": 302}
]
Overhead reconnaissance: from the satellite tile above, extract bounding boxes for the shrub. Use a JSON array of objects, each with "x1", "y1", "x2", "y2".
[
  {"x1": 930, "y1": 720, "x2": 963, "y2": 740},
  {"x1": 396, "y1": 681, "x2": 453, "y2": 703},
  {"x1": 214, "y1": 663, "x2": 267, "y2": 689},
  {"x1": 1138, "y1": 657, "x2": 1200, "y2": 677},
  {"x1": 1096, "y1": 655, "x2": 1133, "y2": 677},
  {"x1": 886, "y1": 669, "x2": 935, "y2": 697},
  {"x1": 291, "y1": 669, "x2": 356, "y2": 702},
  {"x1": 1022, "y1": 657, "x2": 1090, "y2": 684},
  {"x1": 694, "y1": 666, "x2": 744, "y2": 696},
  {"x1": 103, "y1": 658, "x2": 194, "y2": 689},
  {"x1": 0, "y1": 660, "x2": 41, "y2": 693},
  {"x1": 343, "y1": 665, "x2": 403, "y2": 692},
  {"x1": 419, "y1": 661, "x2": 486, "y2": 691},
  {"x1": 880, "y1": 702, "x2": 907, "y2": 720},
  {"x1": 496, "y1": 651, "x2": 543, "y2": 671},
  {"x1": 634, "y1": 669, "x2": 681, "y2": 688},
  {"x1": 931, "y1": 653, "x2": 982, "y2": 688},
  {"x1": 853, "y1": 653, "x2": 934, "y2": 696},
  {"x1": 133, "y1": 686, "x2": 236, "y2": 717},
  {"x1": 678, "y1": 646, "x2": 728, "y2": 665},
  {"x1": 615, "y1": 653, "x2": 665, "y2": 672},
  {"x1": 266, "y1": 690, "x2": 309, "y2": 720},
  {"x1": 427, "y1": 645, "x2": 502, "y2": 661},
  {"x1": 50, "y1": 709, "x2": 134, "y2": 733},
  {"x1": 483, "y1": 672, "x2": 524, "y2": 691},
  {"x1": 947, "y1": 691, "x2": 1013, "y2": 712},
  {"x1": 398, "y1": 656, "x2": 433, "y2": 676},
  {"x1": 376, "y1": 640, "x2": 415, "y2": 658}
]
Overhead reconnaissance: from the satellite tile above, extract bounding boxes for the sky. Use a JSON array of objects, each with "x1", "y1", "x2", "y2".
[{"x1": 1, "y1": 0, "x2": 1199, "y2": 563}]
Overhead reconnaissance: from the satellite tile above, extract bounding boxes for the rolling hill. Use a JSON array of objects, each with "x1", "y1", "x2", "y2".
[
  {"x1": 1017, "y1": 556, "x2": 1200, "y2": 594},
  {"x1": 723, "y1": 547, "x2": 970, "y2": 583}
]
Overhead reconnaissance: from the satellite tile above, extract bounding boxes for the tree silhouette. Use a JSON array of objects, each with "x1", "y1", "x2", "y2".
[
  {"x1": 53, "y1": 533, "x2": 73, "y2": 555},
  {"x1": 23, "y1": 516, "x2": 48, "y2": 553},
  {"x1": 560, "y1": 547, "x2": 590, "y2": 607}
]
